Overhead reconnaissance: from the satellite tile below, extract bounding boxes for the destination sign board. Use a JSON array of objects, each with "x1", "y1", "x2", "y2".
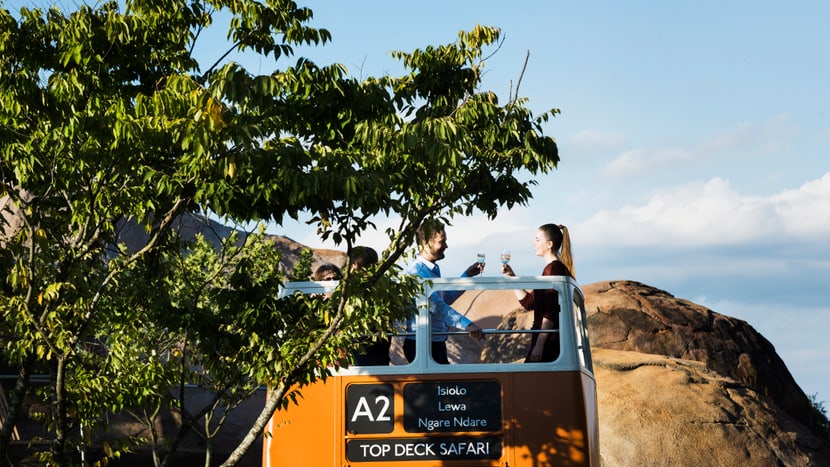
[{"x1": 403, "y1": 380, "x2": 501, "y2": 433}]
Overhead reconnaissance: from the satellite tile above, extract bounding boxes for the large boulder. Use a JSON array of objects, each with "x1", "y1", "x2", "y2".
[
  {"x1": 583, "y1": 280, "x2": 814, "y2": 429},
  {"x1": 595, "y1": 348, "x2": 830, "y2": 466},
  {"x1": 476, "y1": 281, "x2": 830, "y2": 465}
]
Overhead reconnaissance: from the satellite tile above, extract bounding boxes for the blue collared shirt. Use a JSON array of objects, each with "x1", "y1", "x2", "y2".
[{"x1": 405, "y1": 256, "x2": 472, "y2": 342}]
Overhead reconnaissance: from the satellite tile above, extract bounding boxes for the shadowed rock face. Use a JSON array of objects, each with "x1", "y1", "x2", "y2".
[{"x1": 583, "y1": 280, "x2": 813, "y2": 429}]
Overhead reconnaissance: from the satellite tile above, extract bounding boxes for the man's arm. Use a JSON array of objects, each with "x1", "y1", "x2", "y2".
[
  {"x1": 409, "y1": 260, "x2": 483, "y2": 340},
  {"x1": 427, "y1": 292, "x2": 483, "y2": 340}
]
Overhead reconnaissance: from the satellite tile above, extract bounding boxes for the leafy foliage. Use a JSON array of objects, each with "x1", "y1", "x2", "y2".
[
  {"x1": 0, "y1": 1, "x2": 560, "y2": 465},
  {"x1": 288, "y1": 247, "x2": 313, "y2": 281},
  {"x1": 809, "y1": 394, "x2": 830, "y2": 447}
]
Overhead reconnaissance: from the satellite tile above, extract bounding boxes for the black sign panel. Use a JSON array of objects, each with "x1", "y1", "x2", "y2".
[
  {"x1": 346, "y1": 384, "x2": 394, "y2": 434},
  {"x1": 346, "y1": 436, "x2": 502, "y2": 462},
  {"x1": 403, "y1": 381, "x2": 501, "y2": 433}
]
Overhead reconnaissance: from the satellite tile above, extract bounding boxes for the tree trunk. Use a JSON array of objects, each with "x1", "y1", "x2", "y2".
[
  {"x1": 50, "y1": 356, "x2": 69, "y2": 466},
  {"x1": 204, "y1": 437, "x2": 212, "y2": 467},
  {"x1": 219, "y1": 383, "x2": 288, "y2": 467}
]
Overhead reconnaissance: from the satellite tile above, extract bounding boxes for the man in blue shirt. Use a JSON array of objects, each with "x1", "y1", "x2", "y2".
[{"x1": 404, "y1": 220, "x2": 484, "y2": 363}]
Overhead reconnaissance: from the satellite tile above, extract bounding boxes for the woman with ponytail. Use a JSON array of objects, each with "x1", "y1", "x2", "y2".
[{"x1": 502, "y1": 224, "x2": 575, "y2": 362}]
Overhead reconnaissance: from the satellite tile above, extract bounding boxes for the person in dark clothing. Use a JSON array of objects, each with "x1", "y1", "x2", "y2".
[
  {"x1": 349, "y1": 246, "x2": 391, "y2": 366},
  {"x1": 501, "y1": 224, "x2": 575, "y2": 362}
]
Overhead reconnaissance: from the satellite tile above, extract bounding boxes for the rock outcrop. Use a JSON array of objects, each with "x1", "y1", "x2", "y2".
[
  {"x1": 594, "y1": 348, "x2": 828, "y2": 466},
  {"x1": 478, "y1": 280, "x2": 830, "y2": 465},
  {"x1": 583, "y1": 280, "x2": 813, "y2": 429}
]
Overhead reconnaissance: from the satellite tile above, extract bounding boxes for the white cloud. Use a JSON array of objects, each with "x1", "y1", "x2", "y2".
[
  {"x1": 602, "y1": 146, "x2": 697, "y2": 179},
  {"x1": 567, "y1": 129, "x2": 627, "y2": 155},
  {"x1": 771, "y1": 172, "x2": 830, "y2": 237},
  {"x1": 600, "y1": 114, "x2": 794, "y2": 180},
  {"x1": 699, "y1": 113, "x2": 794, "y2": 154},
  {"x1": 577, "y1": 172, "x2": 830, "y2": 247}
]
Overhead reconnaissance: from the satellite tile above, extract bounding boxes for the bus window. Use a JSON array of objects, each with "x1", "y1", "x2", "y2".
[
  {"x1": 392, "y1": 278, "x2": 566, "y2": 366},
  {"x1": 280, "y1": 277, "x2": 571, "y2": 369},
  {"x1": 572, "y1": 288, "x2": 593, "y2": 372}
]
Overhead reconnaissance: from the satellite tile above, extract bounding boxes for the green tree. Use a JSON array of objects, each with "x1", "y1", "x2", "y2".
[
  {"x1": 0, "y1": 0, "x2": 560, "y2": 465},
  {"x1": 809, "y1": 394, "x2": 830, "y2": 447},
  {"x1": 96, "y1": 228, "x2": 386, "y2": 467},
  {"x1": 288, "y1": 247, "x2": 314, "y2": 281}
]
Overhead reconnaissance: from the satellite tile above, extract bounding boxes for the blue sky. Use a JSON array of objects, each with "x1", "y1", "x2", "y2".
[
  {"x1": 253, "y1": 1, "x2": 829, "y2": 402},
  {"x1": 11, "y1": 0, "x2": 827, "y2": 403}
]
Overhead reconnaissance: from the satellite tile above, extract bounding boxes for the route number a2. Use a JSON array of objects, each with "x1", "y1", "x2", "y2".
[
  {"x1": 346, "y1": 384, "x2": 395, "y2": 434},
  {"x1": 351, "y1": 394, "x2": 391, "y2": 422}
]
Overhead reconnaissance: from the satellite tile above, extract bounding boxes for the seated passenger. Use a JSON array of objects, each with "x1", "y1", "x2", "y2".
[
  {"x1": 313, "y1": 263, "x2": 342, "y2": 282},
  {"x1": 311, "y1": 263, "x2": 342, "y2": 300},
  {"x1": 349, "y1": 246, "x2": 391, "y2": 366}
]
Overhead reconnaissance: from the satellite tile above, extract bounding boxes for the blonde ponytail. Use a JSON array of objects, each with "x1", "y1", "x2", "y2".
[{"x1": 558, "y1": 225, "x2": 575, "y2": 278}]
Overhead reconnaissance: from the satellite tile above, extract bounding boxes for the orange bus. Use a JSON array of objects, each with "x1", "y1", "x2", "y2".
[{"x1": 264, "y1": 275, "x2": 599, "y2": 466}]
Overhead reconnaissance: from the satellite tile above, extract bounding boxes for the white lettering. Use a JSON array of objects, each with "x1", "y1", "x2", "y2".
[
  {"x1": 438, "y1": 401, "x2": 467, "y2": 412},
  {"x1": 351, "y1": 394, "x2": 391, "y2": 422},
  {"x1": 453, "y1": 416, "x2": 487, "y2": 428},
  {"x1": 440, "y1": 442, "x2": 458, "y2": 456},
  {"x1": 351, "y1": 397, "x2": 374, "y2": 422},
  {"x1": 439, "y1": 441, "x2": 490, "y2": 456},
  {"x1": 468, "y1": 441, "x2": 489, "y2": 455},
  {"x1": 374, "y1": 395, "x2": 391, "y2": 421},
  {"x1": 418, "y1": 417, "x2": 450, "y2": 431},
  {"x1": 394, "y1": 442, "x2": 436, "y2": 457},
  {"x1": 437, "y1": 385, "x2": 468, "y2": 396},
  {"x1": 360, "y1": 443, "x2": 391, "y2": 457}
]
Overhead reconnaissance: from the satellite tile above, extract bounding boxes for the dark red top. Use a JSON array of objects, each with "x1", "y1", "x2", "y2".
[
  {"x1": 519, "y1": 260, "x2": 572, "y2": 328},
  {"x1": 518, "y1": 260, "x2": 572, "y2": 362}
]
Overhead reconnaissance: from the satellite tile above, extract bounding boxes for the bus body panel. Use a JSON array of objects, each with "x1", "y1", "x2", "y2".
[
  {"x1": 509, "y1": 371, "x2": 599, "y2": 467},
  {"x1": 263, "y1": 380, "x2": 340, "y2": 466},
  {"x1": 264, "y1": 370, "x2": 598, "y2": 466}
]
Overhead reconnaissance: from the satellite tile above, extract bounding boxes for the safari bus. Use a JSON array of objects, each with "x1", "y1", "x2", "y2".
[{"x1": 264, "y1": 275, "x2": 599, "y2": 466}]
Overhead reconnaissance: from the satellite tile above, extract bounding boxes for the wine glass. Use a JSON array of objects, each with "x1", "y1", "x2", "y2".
[
  {"x1": 476, "y1": 252, "x2": 486, "y2": 264},
  {"x1": 500, "y1": 249, "x2": 511, "y2": 265}
]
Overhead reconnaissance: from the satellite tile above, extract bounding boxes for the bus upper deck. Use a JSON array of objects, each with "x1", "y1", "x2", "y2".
[{"x1": 264, "y1": 275, "x2": 599, "y2": 466}]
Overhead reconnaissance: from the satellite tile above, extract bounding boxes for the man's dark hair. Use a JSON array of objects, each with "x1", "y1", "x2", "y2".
[
  {"x1": 349, "y1": 246, "x2": 379, "y2": 268},
  {"x1": 313, "y1": 263, "x2": 342, "y2": 281},
  {"x1": 416, "y1": 219, "x2": 445, "y2": 247}
]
